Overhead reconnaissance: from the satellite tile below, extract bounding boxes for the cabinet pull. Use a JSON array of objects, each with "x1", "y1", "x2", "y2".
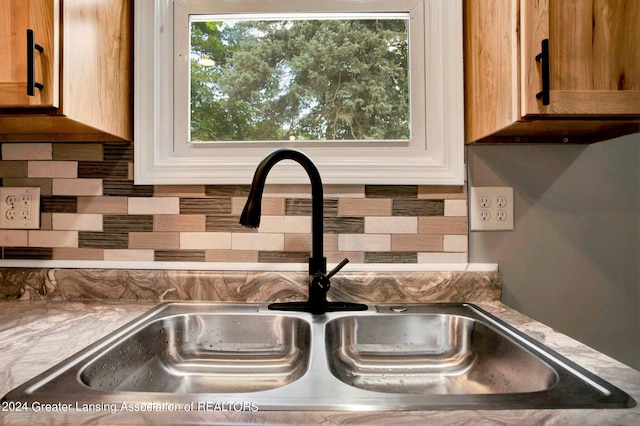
[
  {"x1": 27, "y1": 29, "x2": 44, "y2": 96},
  {"x1": 535, "y1": 39, "x2": 550, "y2": 105}
]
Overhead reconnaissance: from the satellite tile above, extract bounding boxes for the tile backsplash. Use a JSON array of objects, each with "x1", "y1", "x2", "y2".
[{"x1": 0, "y1": 143, "x2": 468, "y2": 264}]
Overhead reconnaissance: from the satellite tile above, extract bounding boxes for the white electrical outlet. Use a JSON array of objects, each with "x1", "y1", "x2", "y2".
[
  {"x1": 469, "y1": 187, "x2": 514, "y2": 231},
  {"x1": 0, "y1": 187, "x2": 41, "y2": 229}
]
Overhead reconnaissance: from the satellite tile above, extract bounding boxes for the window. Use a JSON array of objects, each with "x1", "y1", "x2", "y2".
[
  {"x1": 188, "y1": 13, "x2": 410, "y2": 143},
  {"x1": 134, "y1": 0, "x2": 463, "y2": 185}
]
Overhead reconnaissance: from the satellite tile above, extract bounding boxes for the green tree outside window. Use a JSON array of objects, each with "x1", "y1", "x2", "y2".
[{"x1": 190, "y1": 16, "x2": 410, "y2": 142}]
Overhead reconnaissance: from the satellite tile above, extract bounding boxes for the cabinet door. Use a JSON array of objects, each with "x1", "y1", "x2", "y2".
[
  {"x1": 522, "y1": 0, "x2": 640, "y2": 116},
  {"x1": 0, "y1": 0, "x2": 59, "y2": 107}
]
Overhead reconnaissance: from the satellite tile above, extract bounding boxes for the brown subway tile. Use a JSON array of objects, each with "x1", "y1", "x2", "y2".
[
  {"x1": 205, "y1": 249, "x2": 258, "y2": 263},
  {"x1": 324, "y1": 185, "x2": 365, "y2": 198},
  {"x1": 104, "y1": 215, "x2": 153, "y2": 232},
  {"x1": 391, "y1": 234, "x2": 444, "y2": 252},
  {"x1": 365, "y1": 185, "x2": 418, "y2": 198},
  {"x1": 205, "y1": 215, "x2": 246, "y2": 232},
  {"x1": 0, "y1": 161, "x2": 28, "y2": 178},
  {"x1": 325, "y1": 217, "x2": 364, "y2": 234},
  {"x1": 77, "y1": 196, "x2": 128, "y2": 214},
  {"x1": 103, "y1": 143, "x2": 134, "y2": 161},
  {"x1": 338, "y1": 198, "x2": 392, "y2": 216},
  {"x1": 103, "y1": 180, "x2": 153, "y2": 196},
  {"x1": 2, "y1": 178, "x2": 52, "y2": 195},
  {"x1": 2, "y1": 143, "x2": 51, "y2": 160},
  {"x1": 129, "y1": 232, "x2": 180, "y2": 250},
  {"x1": 0, "y1": 230, "x2": 28, "y2": 246},
  {"x1": 41, "y1": 196, "x2": 77, "y2": 213},
  {"x1": 28, "y1": 230, "x2": 78, "y2": 248},
  {"x1": 53, "y1": 144, "x2": 103, "y2": 161},
  {"x1": 365, "y1": 252, "x2": 417, "y2": 263},
  {"x1": 268, "y1": 234, "x2": 336, "y2": 253},
  {"x1": 263, "y1": 184, "x2": 312, "y2": 197},
  {"x1": 180, "y1": 198, "x2": 231, "y2": 214},
  {"x1": 284, "y1": 233, "x2": 337, "y2": 253},
  {"x1": 79, "y1": 232, "x2": 128, "y2": 249},
  {"x1": 205, "y1": 185, "x2": 251, "y2": 197},
  {"x1": 155, "y1": 250, "x2": 205, "y2": 262},
  {"x1": 418, "y1": 216, "x2": 468, "y2": 235},
  {"x1": 258, "y1": 251, "x2": 310, "y2": 263},
  {"x1": 52, "y1": 213, "x2": 103, "y2": 231},
  {"x1": 284, "y1": 234, "x2": 311, "y2": 251},
  {"x1": 285, "y1": 198, "x2": 338, "y2": 216},
  {"x1": 3, "y1": 247, "x2": 53, "y2": 260},
  {"x1": 78, "y1": 161, "x2": 129, "y2": 179},
  {"x1": 156, "y1": 214, "x2": 206, "y2": 232},
  {"x1": 154, "y1": 185, "x2": 206, "y2": 197},
  {"x1": 417, "y1": 185, "x2": 465, "y2": 199},
  {"x1": 52, "y1": 178, "x2": 102, "y2": 196},
  {"x1": 29, "y1": 161, "x2": 77, "y2": 178},
  {"x1": 392, "y1": 199, "x2": 444, "y2": 216},
  {"x1": 53, "y1": 247, "x2": 104, "y2": 260}
]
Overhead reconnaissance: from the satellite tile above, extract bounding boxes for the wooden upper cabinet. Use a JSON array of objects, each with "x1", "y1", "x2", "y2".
[
  {"x1": 465, "y1": 0, "x2": 640, "y2": 143},
  {"x1": 0, "y1": 0, "x2": 59, "y2": 108},
  {"x1": 0, "y1": 0, "x2": 132, "y2": 142}
]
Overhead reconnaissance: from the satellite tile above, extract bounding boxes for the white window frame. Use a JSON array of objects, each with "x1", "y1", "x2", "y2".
[{"x1": 134, "y1": 0, "x2": 463, "y2": 185}]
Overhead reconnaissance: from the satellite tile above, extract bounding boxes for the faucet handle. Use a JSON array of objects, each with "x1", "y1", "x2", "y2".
[
  {"x1": 270, "y1": 257, "x2": 366, "y2": 314},
  {"x1": 326, "y1": 258, "x2": 349, "y2": 280},
  {"x1": 309, "y1": 258, "x2": 348, "y2": 308}
]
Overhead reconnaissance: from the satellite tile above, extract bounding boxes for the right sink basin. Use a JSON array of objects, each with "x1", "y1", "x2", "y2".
[
  {"x1": 326, "y1": 312, "x2": 556, "y2": 395},
  {"x1": 324, "y1": 304, "x2": 635, "y2": 409}
]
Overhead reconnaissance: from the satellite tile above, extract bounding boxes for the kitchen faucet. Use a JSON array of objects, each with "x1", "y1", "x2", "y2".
[{"x1": 240, "y1": 148, "x2": 367, "y2": 314}]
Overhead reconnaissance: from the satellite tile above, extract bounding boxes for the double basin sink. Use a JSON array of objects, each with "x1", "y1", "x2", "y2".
[{"x1": 2, "y1": 302, "x2": 635, "y2": 411}]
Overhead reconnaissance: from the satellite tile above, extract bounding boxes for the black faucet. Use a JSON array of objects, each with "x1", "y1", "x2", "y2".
[{"x1": 240, "y1": 148, "x2": 367, "y2": 314}]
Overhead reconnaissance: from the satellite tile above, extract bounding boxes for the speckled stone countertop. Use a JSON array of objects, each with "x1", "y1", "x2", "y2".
[{"x1": 0, "y1": 269, "x2": 638, "y2": 424}]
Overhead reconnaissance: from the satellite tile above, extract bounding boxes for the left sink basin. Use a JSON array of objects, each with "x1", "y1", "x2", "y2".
[
  {"x1": 80, "y1": 311, "x2": 310, "y2": 393},
  {"x1": 7, "y1": 303, "x2": 311, "y2": 400}
]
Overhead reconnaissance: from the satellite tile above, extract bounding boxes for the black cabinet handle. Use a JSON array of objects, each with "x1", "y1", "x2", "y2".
[
  {"x1": 27, "y1": 29, "x2": 44, "y2": 96},
  {"x1": 535, "y1": 38, "x2": 550, "y2": 105}
]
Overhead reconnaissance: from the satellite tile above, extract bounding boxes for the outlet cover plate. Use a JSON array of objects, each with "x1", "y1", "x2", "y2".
[
  {"x1": 0, "y1": 187, "x2": 41, "y2": 229},
  {"x1": 469, "y1": 186, "x2": 514, "y2": 231}
]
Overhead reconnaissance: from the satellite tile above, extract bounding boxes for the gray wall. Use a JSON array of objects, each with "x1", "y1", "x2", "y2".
[{"x1": 467, "y1": 133, "x2": 640, "y2": 370}]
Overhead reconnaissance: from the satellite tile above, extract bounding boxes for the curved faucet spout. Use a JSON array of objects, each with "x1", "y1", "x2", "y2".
[
  {"x1": 240, "y1": 148, "x2": 367, "y2": 314},
  {"x1": 240, "y1": 148, "x2": 326, "y2": 275}
]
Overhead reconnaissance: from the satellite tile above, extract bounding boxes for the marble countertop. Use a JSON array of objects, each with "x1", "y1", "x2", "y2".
[{"x1": 0, "y1": 300, "x2": 638, "y2": 425}]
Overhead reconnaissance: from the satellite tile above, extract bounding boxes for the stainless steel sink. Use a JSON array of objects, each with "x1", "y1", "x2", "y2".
[{"x1": 2, "y1": 302, "x2": 635, "y2": 411}]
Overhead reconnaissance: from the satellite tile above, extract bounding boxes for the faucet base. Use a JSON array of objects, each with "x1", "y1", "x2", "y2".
[{"x1": 268, "y1": 301, "x2": 368, "y2": 314}]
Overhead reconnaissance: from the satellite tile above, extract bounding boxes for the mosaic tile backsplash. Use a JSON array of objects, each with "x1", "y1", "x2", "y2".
[{"x1": 0, "y1": 143, "x2": 468, "y2": 264}]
